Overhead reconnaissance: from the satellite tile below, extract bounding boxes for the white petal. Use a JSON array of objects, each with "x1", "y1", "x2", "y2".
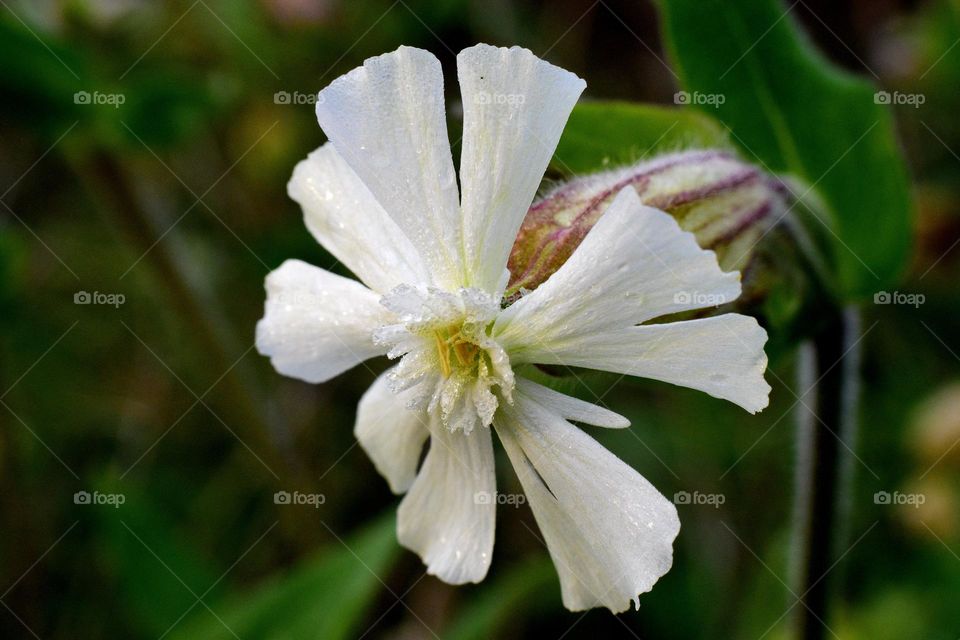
[
  {"x1": 495, "y1": 186, "x2": 742, "y2": 343},
  {"x1": 354, "y1": 369, "x2": 430, "y2": 494},
  {"x1": 256, "y1": 260, "x2": 387, "y2": 384},
  {"x1": 494, "y1": 187, "x2": 769, "y2": 412},
  {"x1": 315, "y1": 46, "x2": 464, "y2": 289},
  {"x1": 494, "y1": 389, "x2": 679, "y2": 613},
  {"x1": 514, "y1": 315, "x2": 771, "y2": 414},
  {"x1": 288, "y1": 144, "x2": 429, "y2": 293},
  {"x1": 397, "y1": 418, "x2": 496, "y2": 584},
  {"x1": 516, "y1": 377, "x2": 629, "y2": 428},
  {"x1": 457, "y1": 44, "x2": 585, "y2": 293}
]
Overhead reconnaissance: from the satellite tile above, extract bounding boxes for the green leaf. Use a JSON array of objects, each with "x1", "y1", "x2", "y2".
[
  {"x1": 171, "y1": 512, "x2": 400, "y2": 640},
  {"x1": 553, "y1": 100, "x2": 729, "y2": 173},
  {"x1": 91, "y1": 480, "x2": 222, "y2": 636},
  {"x1": 656, "y1": 0, "x2": 912, "y2": 299},
  {"x1": 443, "y1": 556, "x2": 559, "y2": 640}
]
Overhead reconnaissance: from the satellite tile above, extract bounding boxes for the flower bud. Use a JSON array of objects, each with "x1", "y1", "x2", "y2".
[
  {"x1": 506, "y1": 150, "x2": 788, "y2": 299},
  {"x1": 911, "y1": 382, "x2": 960, "y2": 468}
]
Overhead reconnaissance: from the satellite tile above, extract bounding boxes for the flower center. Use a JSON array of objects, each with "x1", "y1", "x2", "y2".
[
  {"x1": 434, "y1": 326, "x2": 482, "y2": 378},
  {"x1": 374, "y1": 285, "x2": 515, "y2": 434}
]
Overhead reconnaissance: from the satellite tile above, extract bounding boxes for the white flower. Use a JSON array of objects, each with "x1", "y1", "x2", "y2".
[{"x1": 257, "y1": 44, "x2": 771, "y2": 613}]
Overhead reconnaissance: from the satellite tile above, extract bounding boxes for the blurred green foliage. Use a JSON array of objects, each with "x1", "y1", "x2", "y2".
[
  {"x1": 554, "y1": 101, "x2": 729, "y2": 172},
  {"x1": 1, "y1": 0, "x2": 959, "y2": 639},
  {"x1": 171, "y1": 511, "x2": 399, "y2": 640},
  {"x1": 658, "y1": 0, "x2": 913, "y2": 301}
]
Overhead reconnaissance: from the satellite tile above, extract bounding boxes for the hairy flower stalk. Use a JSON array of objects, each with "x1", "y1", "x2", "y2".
[
  {"x1": 257, "y1": 44, "x2": 772, "y2": 613},
  {"x1": 507, "y1": 150, "x2": 788, "y2": 300}
]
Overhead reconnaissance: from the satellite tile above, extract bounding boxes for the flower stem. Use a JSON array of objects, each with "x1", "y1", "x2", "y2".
[{"x1": 789, "y1": 305, "x2": 861, "y2": 640}]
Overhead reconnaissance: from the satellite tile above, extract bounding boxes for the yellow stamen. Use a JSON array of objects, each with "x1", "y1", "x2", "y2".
[
  {"x1": 453, "y1": 341, "x2": 479, "y2": 367},
  {"x1": 435, "y1": 331, "x2": 452, "y2": 377}
]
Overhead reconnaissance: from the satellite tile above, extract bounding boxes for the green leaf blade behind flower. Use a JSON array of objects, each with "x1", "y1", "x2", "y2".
[
  {"x1": 655, "y1": 0, "x2": 913, "y2": 299},
  {"x1": 170, "y1": 511, "x2": 399, "y2": 640},
  {"x1": 443, "y1": 556, "x2": 560, "y2": 640},
  {"x1": 552, "y1": 100, "x2": 730, "y2": 174}
]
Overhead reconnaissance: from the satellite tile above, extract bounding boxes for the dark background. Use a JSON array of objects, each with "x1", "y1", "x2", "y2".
[{"x1": 2, "y1": 0, "x2": 959, "y2": 638}]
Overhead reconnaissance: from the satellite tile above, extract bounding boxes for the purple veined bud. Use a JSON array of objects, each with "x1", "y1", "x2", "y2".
[{"x1": 506, "y1": 150, "x2": 790, "y2": 300}]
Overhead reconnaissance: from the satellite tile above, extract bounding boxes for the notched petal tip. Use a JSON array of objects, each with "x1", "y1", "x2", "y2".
[
  {"x1": 318, "y1": 44, "x2": 440, "y2": 98},
  {"x1": 314, "y1": 45, "x2": 445, "y2": 140},
  {"x1": 569, "y1": 499, "x2": 679, "y2": 614},
  {"x1": 457, "y1": 42, "x2": 586, "y2": 89},
  {"x1": 737, "y1": 315, "x2": 772, "y2": 415},
  {"x1": 745, "y1": 379, "x2": 773, "y2": 415}
]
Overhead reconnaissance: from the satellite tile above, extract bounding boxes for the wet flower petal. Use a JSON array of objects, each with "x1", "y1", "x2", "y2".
[
  {"x1": 495, "y1": 385, "x2": 679, "y2": 613},
  {"x1": 256, "y1": 260, "x2": 389, "y2": 383},
  {"x1": 288, "y1": 143, "x2": 429, "y2": 294},
  {"x1": 397, "y1": 415, "x2": 496, "y2": 584},
  {"x1": 355, "y1": 368, "x2": 430, "y2": 494},
  {"x1": 457, "y1": 44, "x2": 585, "y2": 293},
  {"x1": 315, "y1": 46, "x2": 463, "y2": 289}
]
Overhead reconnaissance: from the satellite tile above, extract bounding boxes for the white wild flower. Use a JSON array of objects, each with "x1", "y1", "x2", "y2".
[{"x1": 257, "y1": 44, "x2": 770, "y2": 612}]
